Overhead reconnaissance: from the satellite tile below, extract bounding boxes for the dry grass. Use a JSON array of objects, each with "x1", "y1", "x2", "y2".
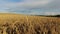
[{"x1": 0, "y1": 13, "x2": 60, "y2": 34}]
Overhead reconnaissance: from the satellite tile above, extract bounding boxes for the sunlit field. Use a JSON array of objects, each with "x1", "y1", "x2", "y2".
[{"x1": 0, "y1": 13, "x2": 60, "y2": 34}]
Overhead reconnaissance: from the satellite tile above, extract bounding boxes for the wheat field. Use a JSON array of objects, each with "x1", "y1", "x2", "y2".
[{"x1": 0, "y1": 13, "x2": 60, "y2": 34}]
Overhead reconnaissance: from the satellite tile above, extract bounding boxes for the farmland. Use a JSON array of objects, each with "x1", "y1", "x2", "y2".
[{"x1": 0, "y1": 13, "x2": 60, "y2": 34}]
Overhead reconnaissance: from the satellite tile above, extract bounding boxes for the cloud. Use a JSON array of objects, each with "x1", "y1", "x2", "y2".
[
  {"x1": 25, "y1": 11, "x2": 60, "y2": 15},
  {"x1": 0, "y1": 11, "x2": 9, "y2": 13},
  {"x1": 0, "y1": 0, "x2": 60, "y2": 15},
  {"x1": 44, "y1": 12, "x2": 60, "y2": 15},
  {"x1": 0, "y1": 0, "x2": 53, "y2": 9},
  {"x1": 0, "y1": 10, "x2": 16, "y2": 13}
]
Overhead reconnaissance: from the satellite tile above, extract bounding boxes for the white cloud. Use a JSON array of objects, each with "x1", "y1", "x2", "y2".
[
  {"x1": 0, "y1": 11, "x2": 17, "y2": 14},
  {"x1": 44, "y1": 12, "x2": 60, "y2": 15},
  {"x1": 0, "y1": 11, "x2": 10, "y2": 13},
  {"x1": 25, "y1": 12, "x2": 60, "y2": 15}
]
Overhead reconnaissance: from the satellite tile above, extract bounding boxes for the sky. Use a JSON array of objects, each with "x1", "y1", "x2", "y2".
[{"x1": 0, "y1": 0, "x2": 60, "y2": 15}]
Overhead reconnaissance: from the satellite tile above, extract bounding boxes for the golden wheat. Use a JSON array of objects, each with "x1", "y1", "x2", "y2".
[{"x1": 0, "y1": 13, "x2": 60, "y2": 34}]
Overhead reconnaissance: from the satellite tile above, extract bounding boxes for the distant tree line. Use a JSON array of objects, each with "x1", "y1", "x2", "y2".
[
  {"x1": 46, "y1": 15, "x2": 60, "y2": 17},
  {"x1": 34, "y1": 15, "x2": 60, "y2": 17}
]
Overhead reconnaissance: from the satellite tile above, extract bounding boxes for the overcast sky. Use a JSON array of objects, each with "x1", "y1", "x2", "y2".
[{"x1": 0, "y1": 0, "x2": 60, "y2": 15}]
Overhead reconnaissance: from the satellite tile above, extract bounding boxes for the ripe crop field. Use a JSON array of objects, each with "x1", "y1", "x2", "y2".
[{"x1": 0, "y1": 13, "x2": 60, "y2": 34}]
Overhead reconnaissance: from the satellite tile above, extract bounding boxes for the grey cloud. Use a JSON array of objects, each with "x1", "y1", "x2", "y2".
[{"x1": 0, "y1": 0, "x2": 60, "y2": 15}]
